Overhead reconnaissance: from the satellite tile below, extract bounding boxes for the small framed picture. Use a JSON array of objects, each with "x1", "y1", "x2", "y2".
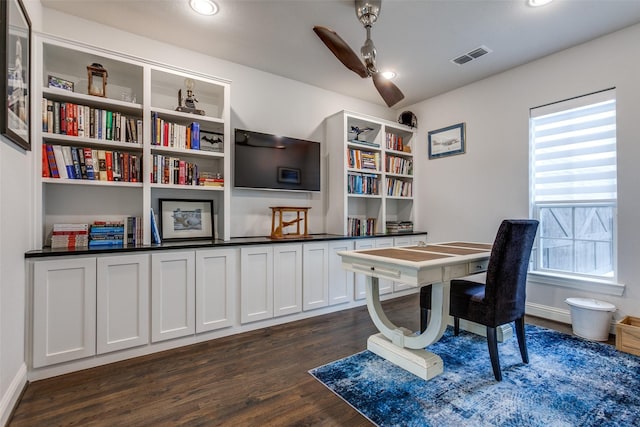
[
  {"x1": 200, "y1": 130, "x2": 224, "y2": 152},
  {"x1": 428, "y1": 122, "x2": 466, "y2": 159},
  {"x1": 159, "y1": 199, "x2": 214, "y2": 241},
  {"x1": 48, "y1": 75, "x2": 74, "y2": 92}
]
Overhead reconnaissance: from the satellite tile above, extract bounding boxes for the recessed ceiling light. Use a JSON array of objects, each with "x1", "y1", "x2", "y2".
[
  {"x1": 190, "y1": 0, "x2": 219, "y2": 16},
  {"x1": 381, "y1": 71, "x2": 396, "y2": 80},
  {"x1": 527, "y1": 0, "x2": 553, "y2": 7}
]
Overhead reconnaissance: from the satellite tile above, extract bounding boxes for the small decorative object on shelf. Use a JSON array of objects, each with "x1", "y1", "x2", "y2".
[
  {"x1": 48, "y1": 75, "x2": 74, "y2": 92},
  {"x1": 270, "y1": 206, "x2": 310, "y2": 239},
  {"x1": 398, "y1": 111, "x2": 417, "y2": 128},
  {"x1": 176, "y1": 78, "x2": 205, "y2": 115},
  {"x1": 200, "y1": 130, "x2": 224, "y2": 152},
  {"x1": 349, "y1": 126, "x2": 374, "y2": 143},
  {"x1": 87, "y1": 63, "x2": 107, "y2": 97}
]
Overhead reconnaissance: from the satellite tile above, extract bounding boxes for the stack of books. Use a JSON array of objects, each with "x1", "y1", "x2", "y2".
[
  {"x1": 51, "y1": 223, "x2": 89, "y2": 249},
  {"x1": 89, "y1": 221, "x2": 125, "y2": 247},
  {"x1": 386, "y1": 221, "x2": 413, "y2": 234},
  {"x1": 199, "y1": 171, "x2": 224, "y2": 187}
]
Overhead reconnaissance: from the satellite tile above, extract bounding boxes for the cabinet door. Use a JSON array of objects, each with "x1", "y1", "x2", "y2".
[
  {"x1": 273, "y1": 244, "x2": 303, "y2": 317},
  {"x1": 393, "y1": 236, "x2": 414, "y2": 292},
  {"x1": 375, "y1": 237, "x2": 394, "y2": 295},
  {"x1": 97, "y1": 254, "x2": 150, "y2": 354},
  {"x1": 411, "y1": 234, "x2": 428, "y2": 246},
  {"x1": 33, "y1": 258, "x2": 96, "y2": 368},
  {"x1": 328, "y1": 240, "x2": 354, "y2": 306},
  {"x1": 240, "y1": 246, "x2": 273, "y2": 323},
  {"x1": 196, "y1": 248, "x2": 236, "y2": 333},
  {"x1": 151, "y1": 251, "x2": 195, "y2": 342},
  {"x1": 303, "y1": 242, "x2": 329, "y2": 311}
]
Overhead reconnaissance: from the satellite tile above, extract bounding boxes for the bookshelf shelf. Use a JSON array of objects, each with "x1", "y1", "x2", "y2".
[
  {"x1": 35, "y1": 35, "x2": 231, "y2": 247},
  {"x1": 326, "y1": 110, "x2": 417, "y2": 236}
]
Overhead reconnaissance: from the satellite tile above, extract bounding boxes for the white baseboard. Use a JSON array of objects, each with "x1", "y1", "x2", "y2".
[
  {"x1": 0, "y1": 363, "x2": 27, "y2": 427},
  {"x1": 525, "y1": 302, "x2": 572, "y2": 324}
]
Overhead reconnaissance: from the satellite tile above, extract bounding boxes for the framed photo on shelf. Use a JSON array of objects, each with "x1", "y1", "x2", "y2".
[
  {"x1": 48, "y1": 75, "x2": 74, "y2": 92},
  {"x1": 200, "y1": 130, "x2": 224, "y2": 152},
  {"x1": 159, "y1": 199, "x2": 214, "y2": 241},
  {"x1": 428, "y1": 122, "x2": 466, "y2": 159},
  {"x1": 0, "y1": 0, "x2": 31, "y2": 151}
]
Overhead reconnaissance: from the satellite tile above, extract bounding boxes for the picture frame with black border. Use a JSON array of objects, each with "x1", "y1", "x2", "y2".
[
  {"x1": 428, "y1": 122, "x2": 466, "y2": 159},
  {"x1": 159, "y1": 199, "x2": 214, "y2": 241},
  {"x1": 0, "y1": 0, "x2": 31, "y2": 151}
]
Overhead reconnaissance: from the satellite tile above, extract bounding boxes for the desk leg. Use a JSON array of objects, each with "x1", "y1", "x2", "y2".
[{"x1": 365, "y1": 276, "x2": 445, "y2": 380}]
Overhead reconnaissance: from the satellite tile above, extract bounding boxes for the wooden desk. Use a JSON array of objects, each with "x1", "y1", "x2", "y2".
[{"x1": 338, "y1": 242, "x2": 492, "y2": 380}]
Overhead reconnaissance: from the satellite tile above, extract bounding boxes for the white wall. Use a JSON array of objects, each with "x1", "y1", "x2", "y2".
[
  {"x1": 40, "y1": 9, "x2": 395, "y2": 238},
  {"x1": 405, "y1": 23, "x2": 640, "y2": 322}
]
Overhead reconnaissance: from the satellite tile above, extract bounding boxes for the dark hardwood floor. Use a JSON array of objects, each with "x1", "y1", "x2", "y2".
[{"x1": 9, "y1": 293, "x2": 591, "y2": 426}]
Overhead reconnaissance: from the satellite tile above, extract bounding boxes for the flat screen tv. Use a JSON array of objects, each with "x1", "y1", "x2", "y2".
[{"x1": 234, "y1": 128, "x2": 321, "y2": 192}]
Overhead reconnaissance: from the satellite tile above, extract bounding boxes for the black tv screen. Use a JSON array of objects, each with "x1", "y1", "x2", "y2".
[{"x1": 234, "y1": 128, "x2": 321, "y2": 192}]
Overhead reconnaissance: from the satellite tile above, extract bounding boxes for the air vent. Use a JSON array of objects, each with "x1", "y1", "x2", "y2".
[{"x1": 451, "y1": 45, "x2": 492, "y2": 66}]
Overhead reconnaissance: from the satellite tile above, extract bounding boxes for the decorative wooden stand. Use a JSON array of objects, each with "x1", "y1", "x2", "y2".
[{"x1": 270, "y1": 207, "x2": 310, "y2": 239}]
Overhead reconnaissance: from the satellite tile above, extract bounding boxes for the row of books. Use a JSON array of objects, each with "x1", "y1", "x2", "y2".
[
  {"x1": 50, "y1": 218, "x2": 143, "y2": 248},
  {"x1": 42, "y1": 144, "x2": 142, "y2": 182},
  {"x1": 42, "y1": 98, "x2": 142, "y2": 144},
  {"x1": 386, "y1": 132, "x2": 405, "y2": 152},
  {"x1": 347, "y1": 148, "x2": 380, "y2": 171},
  {"x1": 348, "y1": 217, "x2": 377, "y2": 236},
  {"x1": 386, "y1": 221, "x2": 413, "y2": 234},
  {"x1": 151, "y1": 112, "x2": 200, "y2": 149},
  {"x1": 386, "y1": 155, "x2": 413, "y2": 176},
  {"x1": 348, "y1": 172, "x2": 379, "y2": 195},
  {"x1": 386, "y1": 178, "x2": 413, "y2": 197},
  {"x1": 150, "y1": 154, "x2": 202, "y2": 186}
]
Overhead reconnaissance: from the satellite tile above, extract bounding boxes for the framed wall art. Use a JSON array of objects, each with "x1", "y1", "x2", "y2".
[
  {"x1": 428, "y1": 122, "x2": 466, "y2": 159},
  {"x1": 159, "y1": 199, "x2": 214, "y2": 241},
  {"x1": 0, "y1": 0, "x2": 31, "y2": 150}
]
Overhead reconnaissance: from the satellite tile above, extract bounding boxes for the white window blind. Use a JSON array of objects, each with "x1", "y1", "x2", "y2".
[{"x1": 531, "y1": 89, "x2": 617, "y2": 204}]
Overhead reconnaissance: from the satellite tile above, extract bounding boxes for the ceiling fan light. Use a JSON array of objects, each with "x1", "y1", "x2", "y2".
[
  {"x1": 381, "y1": 70, "x2": 396, "y2": 80},
  {"x1": 189, "y1": 0, "x2": 219, "y2": 16},
  {"x1": 527, "y1": 0, "x2": 553, "y2": 7}
]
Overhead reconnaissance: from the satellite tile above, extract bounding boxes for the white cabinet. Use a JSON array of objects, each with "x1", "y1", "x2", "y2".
[
  {"x1": 302, "y1": 242, "x2": 330, "y2": 311},
  {"x1": 274, "y1": 244, "x2": 303, "y2": 317},
  {"x1": 328, "y1": 240, "x2": 355, "y2": 306},
  {"x1": 354, "y1": 237, "x2": 394, "y2": 300},
  {"x1": 32, "y1": 257, "x2": 97, "y2": 368},
  {"x1": 196, "y1": 248, "x2": 237, "y2": 333},
  {"x1": 96, "y1": 254, "x2": 150, "y2": 354},
  {"x1": 151, "y1": 251, "x2": 195, "y2": 342},
  {"x1": 240, "y1": 244, "x2": 303, "y2": 323},
  {"x1": 325, "y1": 110, "x2": 417, "y2": 237}
]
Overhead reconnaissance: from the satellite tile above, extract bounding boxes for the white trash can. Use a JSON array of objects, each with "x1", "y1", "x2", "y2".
[{"x1": 565, "y1": 297, "x2": 616, "y2": 341}]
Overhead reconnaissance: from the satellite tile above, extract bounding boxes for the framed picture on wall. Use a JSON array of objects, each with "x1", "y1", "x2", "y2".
[
  {"x1": 0, "y1": 0, "x2": 31, "y2": 150},
  {"x1": 159, "y1": 199, "x2": 214, "y2": 241},
  {"x1": 428, "y1": 122, "x2": 465, "y2": 159}
]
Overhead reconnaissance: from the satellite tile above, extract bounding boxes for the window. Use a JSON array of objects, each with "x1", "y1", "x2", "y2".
[{"x1": 529, "y1": 89, "x2": 617, "y2": 280}]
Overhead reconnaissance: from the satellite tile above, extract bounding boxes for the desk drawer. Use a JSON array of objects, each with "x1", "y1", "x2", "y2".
[{"x1": 468, "y1": 260, "x2": 489, "y2": 274}]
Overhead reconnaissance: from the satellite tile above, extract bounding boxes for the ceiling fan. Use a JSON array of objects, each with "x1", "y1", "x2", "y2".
[{"x1": 313, "y1": 0, "x2": 404, "y2": 108}]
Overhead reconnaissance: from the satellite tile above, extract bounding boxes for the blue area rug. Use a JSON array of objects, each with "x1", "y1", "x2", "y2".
[{"x1": 309, "y1": 325, "x2": 640, "y2": 426}]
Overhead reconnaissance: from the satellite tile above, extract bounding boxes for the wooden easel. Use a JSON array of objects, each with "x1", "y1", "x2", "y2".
[{"x1": 270, "y1": 206, "x2": 310, "y2": 239}]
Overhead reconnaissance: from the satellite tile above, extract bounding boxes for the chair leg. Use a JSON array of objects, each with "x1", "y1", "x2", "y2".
[
  {"x1": 486, "y1": 326, "x2": 502, "y2": 381},
  {"x1": 453, "y1": 317, "x2": 460, "y2": 336},
  {"x1": 515, "y1": 317, "x2": 529, "y2": 364}
]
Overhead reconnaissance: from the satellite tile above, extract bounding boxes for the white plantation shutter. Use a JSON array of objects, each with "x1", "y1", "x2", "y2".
[{"x1": 531, "y1": 89, "x2": 617, "y2": 204}]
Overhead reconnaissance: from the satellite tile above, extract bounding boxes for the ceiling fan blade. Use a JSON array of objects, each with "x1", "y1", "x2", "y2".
[
  {"x1": 372, "y1": 72, "x2": 405, "y2": 107},
  {"x1": 313, "y1": 26, "x2": 369, "y2": 78}
]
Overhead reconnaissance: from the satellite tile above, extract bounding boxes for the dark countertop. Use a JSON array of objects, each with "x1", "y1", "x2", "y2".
[{"x1": 25, "y1": 231, "x2": 428, "y2": 258}]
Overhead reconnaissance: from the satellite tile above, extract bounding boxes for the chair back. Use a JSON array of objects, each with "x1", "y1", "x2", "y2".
[{"x1": 484, "y1": 219, "x2": 539, "y2": 325}]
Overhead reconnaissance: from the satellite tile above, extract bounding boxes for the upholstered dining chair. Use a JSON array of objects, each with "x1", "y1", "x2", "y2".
[{"x1": 420, "y1": 219, "x2": 539, "y2": 381}]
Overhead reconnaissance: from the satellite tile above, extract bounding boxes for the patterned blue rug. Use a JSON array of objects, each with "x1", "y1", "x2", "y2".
[{"x1": 309, "y1": 325, "x2": 640, "y2": 426}]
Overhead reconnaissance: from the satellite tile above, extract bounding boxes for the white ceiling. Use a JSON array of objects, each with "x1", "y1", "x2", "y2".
[{"x1": 40, "y1": 0, "x2": 640, "y2": 109}]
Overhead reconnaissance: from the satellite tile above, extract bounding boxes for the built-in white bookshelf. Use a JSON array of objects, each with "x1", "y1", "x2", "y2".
[
  {"x1": 325, "y1": 110, "x2": 417, "y2": 236},
  {"x1": 34, "y1": 35, "x2": 231, "y2": 246}
]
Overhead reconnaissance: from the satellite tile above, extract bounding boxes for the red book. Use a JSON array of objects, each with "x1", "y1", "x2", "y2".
[
  {"x1": 163, "y1": 122, "x2": 169, "y2": 146},
  {"x1": 42, "y1": 146, "x2": 50, "y2": 177},
  {"x1": 105, "y1": 151, "x2": 114, "y2": 181},
  {"x1": 178, "y1": 160, "x2": 186, "y2": 185},
  {"x1": 45, "y1": 144, "x2": 60, "y2": 178}
]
